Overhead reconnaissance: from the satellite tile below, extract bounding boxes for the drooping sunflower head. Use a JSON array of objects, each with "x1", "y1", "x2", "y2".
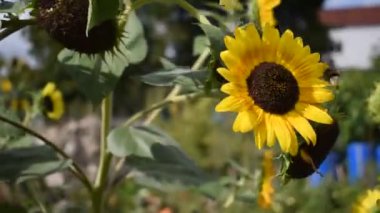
[
  {"x1": 215, "y1": 24, "x2": 334, "y2": 155},
  {"x1": 257, "y1": 0, "x2": 281, "y2": 27},
  {"x1": 286, "y1": 120, "x2": 339, "y2": 179},
  {"x1": 35, "y1": 0, "x2": 120, "y2": 54},
  {"x1": 41, "y1": 82, "x2": 64, "y2": 120},
  {"x1": 353, "y1": 189, "x2": 380, "y2": 213}
]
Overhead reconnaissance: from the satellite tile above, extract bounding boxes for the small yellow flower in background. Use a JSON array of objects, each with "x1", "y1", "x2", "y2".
[
  {"x1": 215, "y1": 24, "x2": 334, "y2": 155},
  {"x1": 41, "y1": 82, "x2": 64, "y2": 120},
  {"x1": 10, "y1": 98, "x2": 31, "y2": 113},
  {"x1": 220, "y1": 0, "x2": 243, "y2": 11},
  {"x1": 257, "y1": 0, "x2": 281, "y2": 27},
  {"x1": 0, "y1": 79, "x2": 12, "y2": 93},
  {"x1": 258, "y1": 150, "x2": 275, "y2": 209},
  {"x1": 352, "y1": 189, "x2": 380, "y2": 213}
]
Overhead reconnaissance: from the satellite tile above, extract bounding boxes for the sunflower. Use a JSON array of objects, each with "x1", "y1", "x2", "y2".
[
  {"x1": 258, "y1": 150, "x2": 275, "y2": 209},
  {"x1": 0, "y1": 79, "x2": 12, "y2": 93},
  {"x1": 257, "y1": 0, "x2": 281, "y2": 27},
  {"x1": 215, "y1": 24, "x2": 334, "y2": 155},
  {"x1": 41, "y1": 82, "x2": 64, "y2": 120},
  {"x1": 352, "y1": 189, "x2": 380, "y2": 213}
]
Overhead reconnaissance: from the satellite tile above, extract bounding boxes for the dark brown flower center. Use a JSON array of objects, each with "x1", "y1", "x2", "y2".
[
  {"x1": 43, "y1": 96, "x2": 54, "y2": 113},
  {"x1": 246, "y1": 62, "x2": 299, "y2": 114}
]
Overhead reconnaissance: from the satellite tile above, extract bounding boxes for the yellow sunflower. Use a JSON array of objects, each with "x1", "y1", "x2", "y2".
[
  {"x1": 41, "y1": 82, "x2": 64, "y2": 120},
  {"x1": 215, "y1": 24, "x2": 334, "y2": 155},
  {"x1": 0, "y1": 79, "x2": 12, "y2": 93},
  {"x1": 352, "y1": 189, "x2": 380, "y2": 213},
  {"x1": 257, "y1": 0, "x2": 281, "y2": 27},
  {"x1": 258, "y1": 150, "x2": 275, "y2": 209}
]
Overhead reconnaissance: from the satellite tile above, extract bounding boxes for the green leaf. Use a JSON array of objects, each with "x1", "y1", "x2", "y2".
[
  {"x1": 108, "y1": 125, "x2": 178, "y2": 158},
  {"x1": 86, "y1": 0, "x2": 119, "y2": 34},
  {"x1": 0, "y1": 146, "x2": 71, "y2": 183},
  {"x1": 58, "y1": 12, "x2": 147, "y2": 104},
  {"x1": 193, "y1": 35, "x2": 210, "y2": 56},
  {"x1": 198, "y1": 23, "x2": 225, "y2": 58},
  {"x1": 139, "y1": 68, "x2": 208, "y2": 87},
  {"x1": 109, "y1": 125, "x2": 212, "y2": 191},
  {"x1": 107, "y1": 126, "x2": 138, "y2": 157},
  {"x1": 160, "y1": 58, "x2": 176, "y2": 70},
  {"x1": 122, "y1": 12, "x2": 148, "y2": 64}
]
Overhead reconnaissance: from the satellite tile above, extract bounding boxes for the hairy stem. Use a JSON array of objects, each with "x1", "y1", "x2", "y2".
[{"x1": 92, "y1": 94, "x2": 113, "y2": 213}]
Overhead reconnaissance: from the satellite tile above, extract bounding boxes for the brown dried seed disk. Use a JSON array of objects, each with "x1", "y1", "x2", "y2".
[{"x1": 36, "y1": 0, "x2": 118, "y2": 54}]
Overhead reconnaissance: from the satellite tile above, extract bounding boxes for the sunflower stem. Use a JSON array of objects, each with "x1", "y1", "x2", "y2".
[{"x1": 92, "y1": 93, "x2": 113, "y2": 213}]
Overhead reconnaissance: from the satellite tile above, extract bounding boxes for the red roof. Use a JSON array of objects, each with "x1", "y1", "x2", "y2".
[{"x1": 319, "y1": 6, "x2": 380, "y2": 27}]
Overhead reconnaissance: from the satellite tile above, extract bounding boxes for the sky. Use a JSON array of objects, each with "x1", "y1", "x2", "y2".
[{"x1": 323, "y1": 0, "x2": 380, "y2": 9}]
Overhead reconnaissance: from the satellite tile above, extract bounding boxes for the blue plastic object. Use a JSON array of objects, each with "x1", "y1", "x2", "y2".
[
  {"x1": 347, "y1": 142, "x2": 371, "y2": 183},
  {"x1": 309, "y1": 152, "x2": 338, "y2": 187}
]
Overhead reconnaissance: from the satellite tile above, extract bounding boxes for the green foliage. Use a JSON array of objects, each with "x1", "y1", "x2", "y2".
[
  {"x1": 58, "y1": 12, "x2": 147, "y2": 104},
  {"x1": 0, "y1": 145, "x2": 71, "y2": 183},
  {"x1": 367, "y1": 83, "x2": 380, "y2": 124},
  {"x1": 109, "y1": 125, "x2": 211, "y2": 191},
  {"x1": 193, "y1": 35, "x2": 209, "y2": 56},
  {"x1": 86, "y1": 0, "x2": 120, "y2": 34},
  {"x1": 335, "y1": 71, "x2": 380, "y2": 143},
  {"x1": 198, "y1": 23, "x2": 225, "y2": 58}
]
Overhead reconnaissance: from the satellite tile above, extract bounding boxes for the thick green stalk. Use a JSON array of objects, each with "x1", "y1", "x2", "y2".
[{"x1": 92, "y1": 94, "x2": 113, "y2": 213}]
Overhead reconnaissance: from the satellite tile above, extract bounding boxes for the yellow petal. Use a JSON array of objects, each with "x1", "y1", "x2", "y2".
[
  {"x1": 296, "y1": 103, "x2": 333, "y2": 124},
  {"x1": 42, "y1": 82, "x2": 56, "y2": 96},
  {"x1": 217, "y1": 68, "x2": 240, "y2": 83},
  {"x1": 271, "y1": 115, "x2": 291, "y2": 153},
  {"x1": 285, "y1": 111, "x2": 316, "y2": 145},
  {"x1": 233, "y1": 111, "x2": 255, "y2": 132},
  {"x1": 298, "y1": 79, "x2": 330, "y2": 88},
  {"x1": 299, "y1": 88, "x2": 334, "y2": 104},
  {"x1": 265, "y1": 114, "x2": 276, "y2": 147},
  {"x1": 254, "y1": 122, "x2": 267, "y2": 149},
  {"x1": 220, "y1": 51, "x2": 244, "y2": 71},
  {"x1": 220, "y1": 82, "x2": 245, "y2": 95},
  {"x1": 261, "y1": 25, "x2": 280, "y2": 61},
  {"x1": 286, "y1": 122, "x2": 299, "y2": 156},
  {"x1": 215, "y1": 96, "x2": 246, "y2": 112},
  {"x1": 245, "y1": 24, "x2": 261, "y2": 50}
]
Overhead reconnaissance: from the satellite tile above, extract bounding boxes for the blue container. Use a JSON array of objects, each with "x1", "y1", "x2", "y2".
[
  {"x1": 347, "y1": 142, "x2": 371, "y2": 183},
  {"x1": 309, "y1": 152, "x2": 338, "y2": 187},
  {"x1": 374, "y1": 145, "x2": 380, "y2": 172}
]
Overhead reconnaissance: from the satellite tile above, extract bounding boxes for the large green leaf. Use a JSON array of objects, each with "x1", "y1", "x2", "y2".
[
  {"x1": 58, "y1": 12, "x2": 147, "y2": 104},
  {"x1": 109, "y1": 125, "x2": 212, "y2": 190},
  {"x1": 108, "y1": 125, "x2": 178, "y2": 158},
  {"x1": 0, "y1": 145, "x2": 71, "y2": 183},
  {"x1": 86, "y1": 0, "x2": 119, "y2": 34},
  {"x1": 198, "y1": 23, "x2": 225, "y2": 58}
]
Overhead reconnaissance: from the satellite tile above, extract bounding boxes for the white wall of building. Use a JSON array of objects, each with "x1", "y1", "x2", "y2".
[{"x1": 329, "y1": 25, "x2": 380, "y2": 69}]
